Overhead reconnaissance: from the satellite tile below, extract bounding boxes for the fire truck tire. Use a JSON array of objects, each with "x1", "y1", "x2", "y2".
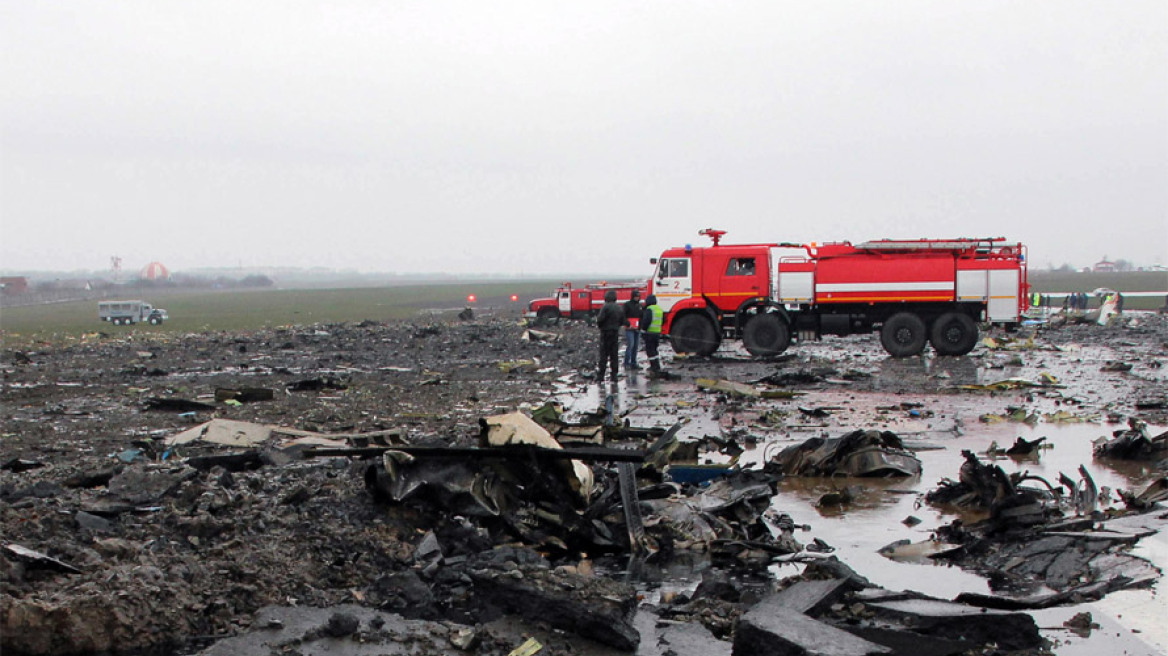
[
  {"x1": 670, "y1": 314, "x2": 719, "y2": 356},
  {"x1": 535, "y1": 307, "x2": 560, "y2": 326},
  {"x1": 880, "y1": 312, "x2": 927, "y2": 357},
  {"x1": 149, "y1": 316, "x2": 161, "y2": 325},
  {"x1": 930, "y1": 312, "x2": 978, "y2": 356},
  {"x1": 742, "y1": 313, "x2": 791, "y2": 357}
]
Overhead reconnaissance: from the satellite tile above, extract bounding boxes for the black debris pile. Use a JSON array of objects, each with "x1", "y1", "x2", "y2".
[
  {"x1": 944, "y1": 510, "x2": 1166, "y2": 610},
  {"x1": 770, "y1": 430, "x2": 922, "y2": 478},
  {"x1": 926, "y1": 449, "x2": 1056, "y2": 533},
  {"x1": 197, "y1": 604, "x2": 541, "y2": 656},
  {"x1": 733, "y1": 574, "x2": 1042, "y2": 655},
  {"x1": 641, "y1": 470, "x2": 795, "y2": 564},
  {"x1": 362, "y1": 423, "x2": 791, "y2": 562},
  {"x1": 465, "y1": 550, "x2": 640, "y2": 650},
  {"x1": 1005, "y1": 435, "x2": 1047, "y2": 456},
  {"x1": 1118, "y1": 476, "x2": 1168, "y2": 510},
  {"x1": 754, "y1": 366, "x2": 835, "y2": 386},
  {"x1": 925, "y1": 451, "x2": 1165, "y2": 609},
  {"x1": 286, "y1": 376, "x2": 347, "y2": 392},
  {"x1": 1093, "y1": 418, "x2": 1168, "y2": 462}
]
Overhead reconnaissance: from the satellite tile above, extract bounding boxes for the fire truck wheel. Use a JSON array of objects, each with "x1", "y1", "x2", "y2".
[
  {"x1": 670, "y1": 314, "x2": 719, "y2": 356},
  {"x1": 930, "y1": 312, "x2": 978, "y2": 356},
  {"x1": 149, "y1": 316, "x2": 161, "y2": 325},
  {"x1": 743, "y1": 313, "x2": 791, "y2": 357},
  {"x1": 880, "y1": 312, "x2": 927, "y2": 357},
  {"x1": 536, "y1": 307, "x2": 560, "y2": 326}
]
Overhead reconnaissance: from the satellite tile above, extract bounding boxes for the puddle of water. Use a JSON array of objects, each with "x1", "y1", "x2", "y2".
[
  {"x1": 768, "y1": 419, "x2": 1164, "y2": 654},
  {"x1": 763, "y1": 420, "x2": 1164, "y2": 591}
]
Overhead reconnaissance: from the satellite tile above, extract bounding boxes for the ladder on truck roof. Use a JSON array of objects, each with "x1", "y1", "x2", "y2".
[{"x1": 851, "y1": 238, "x2": 1016, "y2": 254}]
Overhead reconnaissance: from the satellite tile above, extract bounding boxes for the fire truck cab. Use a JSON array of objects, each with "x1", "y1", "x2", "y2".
[{"x1": 651, "y1": 229, "x2": 1028, "y2": 358}]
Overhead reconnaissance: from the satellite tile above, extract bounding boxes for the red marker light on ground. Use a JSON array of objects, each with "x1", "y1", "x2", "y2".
[
  {"x1": 510, "y1": 295, "x2": 519, "y2": 302},
  {"x1": 467, "y1": 295, "x2": 476, "y2": 303}
]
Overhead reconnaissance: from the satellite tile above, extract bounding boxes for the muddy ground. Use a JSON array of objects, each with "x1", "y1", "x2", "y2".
[{"x1": 2, "y1": 309, "x2": 1167, "y2": 655}]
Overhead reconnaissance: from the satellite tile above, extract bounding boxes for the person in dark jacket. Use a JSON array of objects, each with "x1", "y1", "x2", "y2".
[
  {"x1": 622, "y1": 289, "x2": 643, "y2": 370},
  {"x1": 595, "y1": 290, "x2": 623, "y2": 382},
  {"x1": 641, "y1": 295, "x2": 664, "y2": 373}
]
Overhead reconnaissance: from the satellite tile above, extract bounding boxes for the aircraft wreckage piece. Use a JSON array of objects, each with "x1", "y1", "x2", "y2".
[
  {"x1": 770, "y1": 430, "x2": 922, "y2": 478},
  {"x1": 1094, "y1": 418, "x2": 1168, "y2": 461}
]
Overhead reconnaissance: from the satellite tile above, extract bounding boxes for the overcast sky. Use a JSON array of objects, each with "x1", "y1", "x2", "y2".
[{"x1": 2, "y1": 2, "x2": 1165, "y2": 277}]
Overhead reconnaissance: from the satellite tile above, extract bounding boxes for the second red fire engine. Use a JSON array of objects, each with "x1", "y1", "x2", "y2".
[{"x1": 527, "y1": 281, "x2": 648, "y2": 324}]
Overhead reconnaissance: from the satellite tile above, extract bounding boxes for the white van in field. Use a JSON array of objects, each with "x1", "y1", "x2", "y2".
[{"x1": 98, "y1": 300, "x2": 169, "y2": 326}]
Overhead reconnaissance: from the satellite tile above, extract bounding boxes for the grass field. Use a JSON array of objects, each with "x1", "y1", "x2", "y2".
[
  {"x1": 0, "y1": 280, "x2": 564, "y2": 346},
  {"x1": 2, "y1": 271, "x2": 1165, "y2": 347}
]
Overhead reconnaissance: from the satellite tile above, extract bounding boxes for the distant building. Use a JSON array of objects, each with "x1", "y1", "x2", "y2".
[
  {"x1": 56, "y1": 279, "x2": 93, "y2": 291},
  {"x1": 1093, "y1": 257, "x2": 1117, "y2": 272},
  {"x1": 0, "y1": 276, "x2": 29, "y2": 295}
]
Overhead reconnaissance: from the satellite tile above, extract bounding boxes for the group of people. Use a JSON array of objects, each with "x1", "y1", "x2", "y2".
[
  {"x1": 594, "y1": 289, "x2": 663, "y2": 383},
  {"x1": 1061, "y1": 292, "x2": 1092, "y2": 311}
]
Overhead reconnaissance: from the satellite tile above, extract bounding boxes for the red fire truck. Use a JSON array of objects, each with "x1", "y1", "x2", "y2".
[
  {"x1": 526, "y1": 281, "x2": 649, "y2": 324},
  {"x1": 650, "y1": 229, "x2": 1028, "y2": 357}
]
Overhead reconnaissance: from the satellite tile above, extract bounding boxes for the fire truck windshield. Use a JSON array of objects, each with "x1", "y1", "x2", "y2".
[{"x1": 659, "y1": 259, "x2": 689, "y2": 278}]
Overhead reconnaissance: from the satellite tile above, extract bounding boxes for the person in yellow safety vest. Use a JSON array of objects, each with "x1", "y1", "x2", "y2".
[{"x1": 640, "y1": 295, "x2": 664, "y2": 373}]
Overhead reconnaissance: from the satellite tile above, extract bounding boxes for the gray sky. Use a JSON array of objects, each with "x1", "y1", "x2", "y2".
[{"x1": 2, "y1": 1, "x2": 1166, "y2": 276}]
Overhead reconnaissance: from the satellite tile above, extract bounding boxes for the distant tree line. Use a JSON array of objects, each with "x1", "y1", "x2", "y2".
[
  {"x1": 26, "y1": 274, "x2": 275, "y2": 292},
  {"x1": 1050, "y1": 259, "x2": 1142, "y2": 273},
  {"x1": 1, "y1": 273, "x2": 277, "y2": 308},
  {"x1": 167, "y1": 273, "x2": 276, "y2": 289}
]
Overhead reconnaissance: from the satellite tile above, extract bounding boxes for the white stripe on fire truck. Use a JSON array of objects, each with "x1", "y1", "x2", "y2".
[{"x1": 816, "y1": 282, "x2": 954, "y2": 292}]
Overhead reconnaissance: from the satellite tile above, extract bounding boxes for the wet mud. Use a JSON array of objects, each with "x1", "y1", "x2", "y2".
[{"x1": 2, "y1": 309, "x2": 1167, "y2": 654}]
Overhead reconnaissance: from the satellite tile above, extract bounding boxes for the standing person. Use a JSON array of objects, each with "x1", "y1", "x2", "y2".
[
  {"x1": 595, "y1": 290, "x2": 623, "y2": 383},
  {"x1": 623, "y1": 290, "x2": 643, "y2": 371},
  {"x1": 641, "y1": 294, "x2": 664, "y2": 373}
]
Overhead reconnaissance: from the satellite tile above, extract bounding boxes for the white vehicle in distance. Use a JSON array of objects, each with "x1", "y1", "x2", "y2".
[{"x1": 98, "y1": 300, "x2": 169, "y2": 326}]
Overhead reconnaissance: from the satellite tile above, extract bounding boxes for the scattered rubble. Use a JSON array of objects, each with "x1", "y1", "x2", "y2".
[{"x1": 2, "y1": 311, "x2": 1166, "y2": 655}]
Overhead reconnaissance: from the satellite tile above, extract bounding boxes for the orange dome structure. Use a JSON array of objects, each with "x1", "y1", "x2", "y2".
[{"x1": 140, "y1": 261, "x2": 170, "y2": 281}]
